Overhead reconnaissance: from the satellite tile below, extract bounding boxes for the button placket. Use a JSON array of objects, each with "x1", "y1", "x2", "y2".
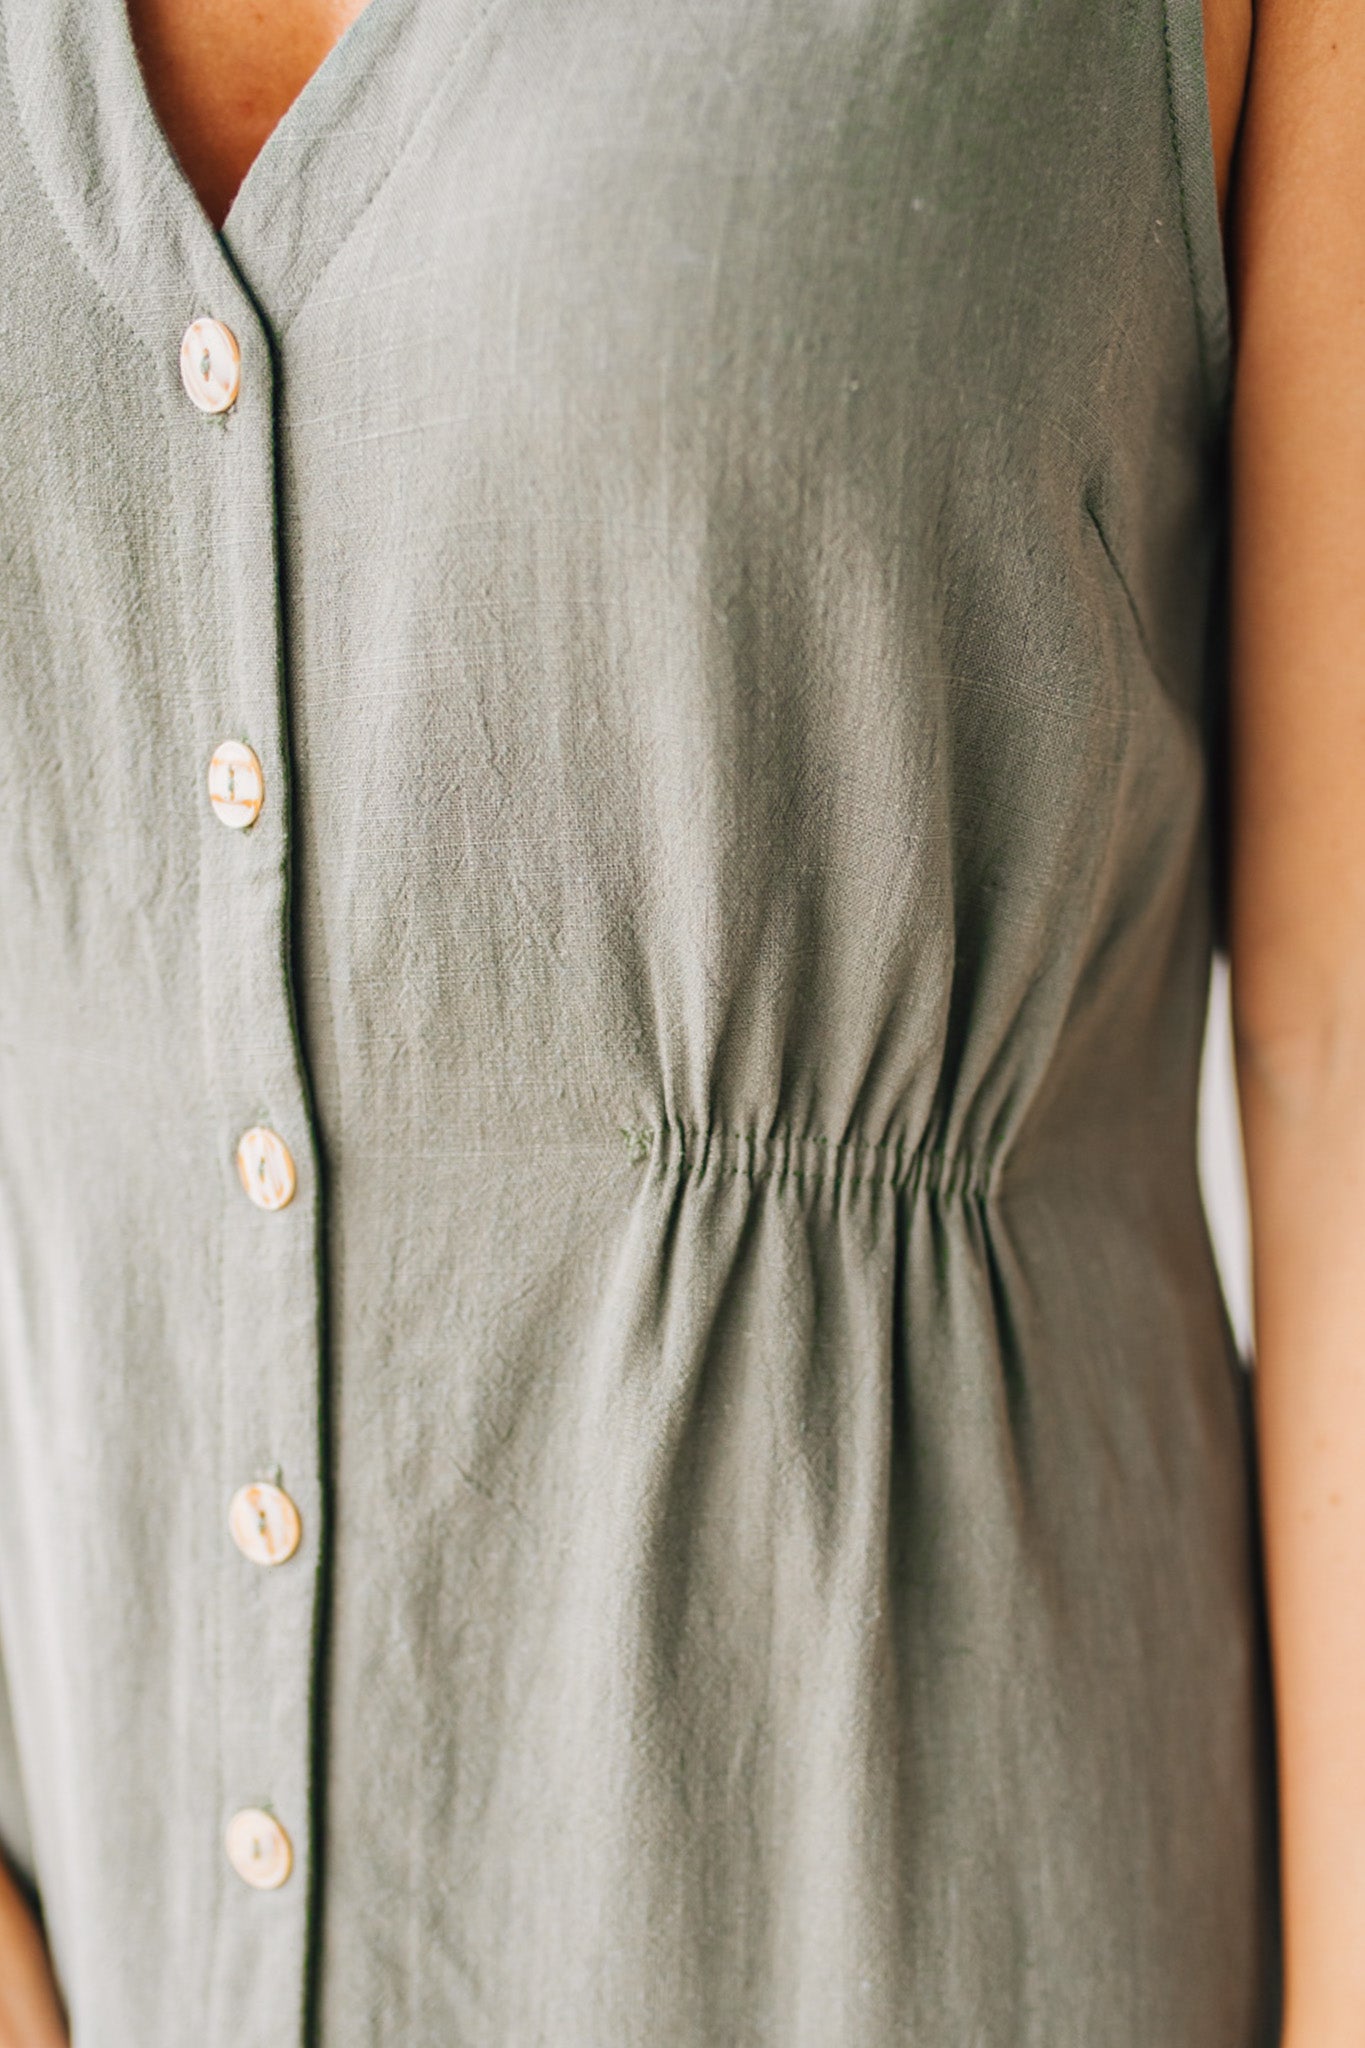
[{"x1": 173, "y1": 292, "x2": 324, "y2": 2006}]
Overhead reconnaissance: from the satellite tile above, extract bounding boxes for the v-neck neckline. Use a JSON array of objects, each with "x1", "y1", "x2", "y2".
[
  {"x1": 4, "y1": 0, "x2": 491, "y2": 346},
  {"x1": 217, "y1": 0, "x2": 410, "y2": 258},
  {"x1": 176, "y1": 0, "x2": 395, "y2": 248}
]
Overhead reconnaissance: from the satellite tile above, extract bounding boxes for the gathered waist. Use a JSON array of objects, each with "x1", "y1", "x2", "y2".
[
  {"x1": 624, "y1": 1114, "x2": 1001, "y2": 1204},
  {"x1": 620, "y1": 1101, "x2": 1205, "y2": 1215}
]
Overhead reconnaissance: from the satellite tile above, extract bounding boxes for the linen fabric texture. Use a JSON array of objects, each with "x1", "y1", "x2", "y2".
[{"x1": 0, "y1": 0, "x2": 1280, "y2": 2042}]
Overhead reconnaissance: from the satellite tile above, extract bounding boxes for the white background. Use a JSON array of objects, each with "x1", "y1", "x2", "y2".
[{"x1": 1199, "y1": 957, "x2": 1253, "y2": 1358}]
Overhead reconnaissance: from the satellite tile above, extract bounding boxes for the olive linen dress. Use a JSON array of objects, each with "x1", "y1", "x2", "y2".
[{"x1": 0, "y1": 0, "x2": 1280, "y2": 2041}]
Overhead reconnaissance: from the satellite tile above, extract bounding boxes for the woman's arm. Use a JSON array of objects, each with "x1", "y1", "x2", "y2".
[
  {"x1": 1226, "y1": 0, "x2": 1365, "y2": 2039},
  {"x1": 0, "y1": 1855, "x2": 64, "y2": 2048}
]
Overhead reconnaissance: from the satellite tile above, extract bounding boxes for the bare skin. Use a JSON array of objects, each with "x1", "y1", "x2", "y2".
[
  {"x1": 0, "y1": 1862, "x2": 65, "y2": 2048},
  {"x1": 124, "y1": 0, "x2": 378, "y2": 231},
  {"x1": 1227, "y1": 0, "x2": 1365, "y2": 2041},
  {"x1": 0, "y1": 0, "x2": 1273, "y2": 2039}
]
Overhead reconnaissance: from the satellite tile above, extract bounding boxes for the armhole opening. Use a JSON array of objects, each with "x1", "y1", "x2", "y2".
[{"x1": 1160, "y1": 0, "x2": 1234, "y2": 424}]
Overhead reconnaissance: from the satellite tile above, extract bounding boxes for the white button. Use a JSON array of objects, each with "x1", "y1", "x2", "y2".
[
  {"x1": 207, "y1": 740, "x2": 264, "y2": 830},
  {"x1": 225, "y1": 1808, "x2": 292, "y2": 1890},
  {"x1": 229, "y1": 1482, "x2": 302, "y2": 1566},
  {"x1": 235, "y1": 1127, "x2": 296, "y2": 1211},
  {"x1": 179, "y1": 318, "x2": 241, "y2": 413}
]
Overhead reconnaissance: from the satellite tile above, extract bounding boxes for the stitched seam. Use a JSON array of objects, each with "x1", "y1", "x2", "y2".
[
  {"x1": 1082, "y1": 490, "x2": 1172, "y2": 695},
  {"x1": 263, "y1": 375, "x2": 334, "y2": 2048},
  {"x1": 0, "y1": 27, "x2": 162, "y2": 376}
]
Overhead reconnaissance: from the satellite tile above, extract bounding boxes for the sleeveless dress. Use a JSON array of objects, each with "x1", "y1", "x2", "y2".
[{"x1": 0, "y1": 0, "x2": 1280, "y2": 2041}]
